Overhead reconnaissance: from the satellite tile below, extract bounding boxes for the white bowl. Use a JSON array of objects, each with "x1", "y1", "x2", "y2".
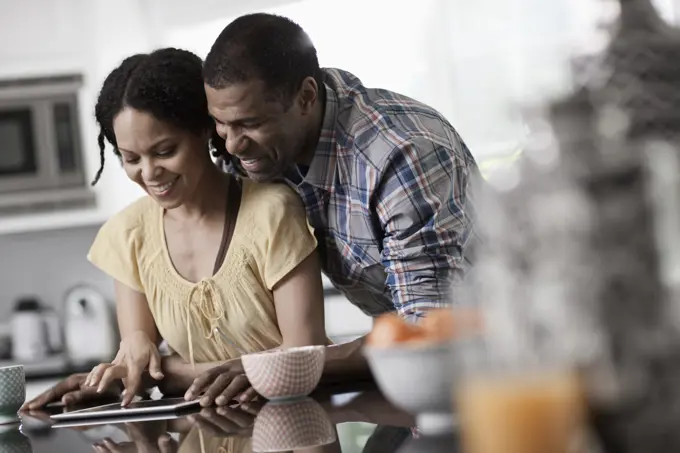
[
  {"x1": 363, "y1": 341, "x2": 456, "y2": 434},
  {"x1": 242, "y1": 346, "x2": 325, "y2": 401}
]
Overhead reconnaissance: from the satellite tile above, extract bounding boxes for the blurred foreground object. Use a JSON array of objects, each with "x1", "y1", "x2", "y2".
[{"x1": 458, "y1": 0, "x2": 680, "y2": 451}]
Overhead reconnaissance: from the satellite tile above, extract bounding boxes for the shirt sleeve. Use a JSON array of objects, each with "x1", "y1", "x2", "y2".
[
  {"x1": 87, "y1": 212, "x2": 144, "y2": 292},
  {"x1": 257, "y1": 185, "x2": 318, "y2": 290},
  {"x1": 376, "y1": 135, "x2": 478, "y2": 321}
]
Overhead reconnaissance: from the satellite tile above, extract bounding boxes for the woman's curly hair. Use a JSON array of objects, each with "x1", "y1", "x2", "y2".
[{"x1": 91, "y1": 47, "x2": 226, "y2": 185}]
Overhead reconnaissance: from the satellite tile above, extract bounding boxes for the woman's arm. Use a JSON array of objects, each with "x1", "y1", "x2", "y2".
[
  {"x1": 272, "y1": 251, "x2": 327, "y2": 348},
  {"x1": 87, "y1": 280, "x2": 165, "y2": 404},
  {"x1": 115, "y1": 279, "x2": 159, "y2": 343}
]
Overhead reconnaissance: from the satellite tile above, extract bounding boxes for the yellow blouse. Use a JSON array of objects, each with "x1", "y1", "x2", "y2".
[
  {"x1": 179, "y1": 425, "x2": 250, "y2": 453},
  {"x1": 87, "y1": 179, "x2": 317, "y2": 365}
]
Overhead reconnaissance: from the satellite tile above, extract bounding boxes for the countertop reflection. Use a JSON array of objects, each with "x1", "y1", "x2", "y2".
[{"x1": 16, "y1": 381, "x2": 459, "y2": 452}]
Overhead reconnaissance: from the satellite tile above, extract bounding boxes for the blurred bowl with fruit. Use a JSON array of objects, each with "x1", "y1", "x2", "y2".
[{"x1": 362, "y1": 308, "x2": 482, "y2": 434}]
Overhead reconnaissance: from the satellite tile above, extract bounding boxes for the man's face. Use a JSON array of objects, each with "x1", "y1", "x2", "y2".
[{"x1": 205, "y1": 79, "x2": 314, "y2": 182}]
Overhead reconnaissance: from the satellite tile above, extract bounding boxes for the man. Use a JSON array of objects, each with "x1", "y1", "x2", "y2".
[{"x1": 185, "y1": 12, "x2": 480, "y2": 405}]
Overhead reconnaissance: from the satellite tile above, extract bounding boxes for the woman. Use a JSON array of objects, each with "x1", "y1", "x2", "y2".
[{"x1": 24, "y1": 48, "x2": 326, "y2": 409}]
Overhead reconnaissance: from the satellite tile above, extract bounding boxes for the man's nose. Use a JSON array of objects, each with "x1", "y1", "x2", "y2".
[{"x1": 225, "y1": 130, "x2": 249, "y2": 156}]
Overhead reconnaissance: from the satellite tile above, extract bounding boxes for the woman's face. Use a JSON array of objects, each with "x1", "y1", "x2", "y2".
[{"x1": 112, "y1": 107, "x2": 209, "y2": 210}]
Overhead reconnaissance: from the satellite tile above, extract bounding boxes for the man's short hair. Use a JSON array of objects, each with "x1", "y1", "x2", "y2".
[{"x1": 204, "y1": 13, "x2": 323, "y2": 106}]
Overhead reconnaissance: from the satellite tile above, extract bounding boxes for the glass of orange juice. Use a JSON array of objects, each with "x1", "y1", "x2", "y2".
[
  {"x1": 456, "y1": 367, "x2": 587, "y2": 453},
  {"x1": 453, "y1": 322, "x2": 590, "y2": 453}
]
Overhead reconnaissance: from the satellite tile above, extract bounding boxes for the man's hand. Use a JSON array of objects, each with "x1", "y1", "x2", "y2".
[
  {"x1": 184, "y1": 359, "x2": 257, "y2": 407},
  {"x1": 21, "y1": 373, "x2": 121, "y2": 411}
]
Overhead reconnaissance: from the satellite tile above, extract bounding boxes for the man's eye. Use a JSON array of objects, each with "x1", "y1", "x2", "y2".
[{"x1": 157, "y1": 148, "x2": 175, "y2": 157}]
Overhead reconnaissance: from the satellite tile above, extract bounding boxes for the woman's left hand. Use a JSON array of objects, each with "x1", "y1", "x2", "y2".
[{"x1": 184, "y1": 359, "x2": 258, "y2": 407}]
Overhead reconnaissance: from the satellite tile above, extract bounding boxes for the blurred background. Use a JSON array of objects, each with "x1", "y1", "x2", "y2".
[{"x1": 0, "y1": 0, "x2": 678, "y2": 419}]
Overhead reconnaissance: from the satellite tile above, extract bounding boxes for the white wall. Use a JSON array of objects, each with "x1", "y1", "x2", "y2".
[
  {"x1": 162, "y1": 0, "x2": 679, "y2": 160},
  {"x1": 164, "y1": 0, "x2": 469, "y2": 152},
  {"x1": 0, "y1": 0, "x2": 88, "y2": 78}
]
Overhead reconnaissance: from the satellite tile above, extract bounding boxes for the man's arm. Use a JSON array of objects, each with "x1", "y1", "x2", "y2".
[
  {"x1": 321, "y1": 337, "x2": 372, "y2": 384},
  {"x1": 316, "y1": 136, "x2": 476, "y2": 379},
  {"x1": 377, "y1": 135, "x2": 477, "y2": 321}
]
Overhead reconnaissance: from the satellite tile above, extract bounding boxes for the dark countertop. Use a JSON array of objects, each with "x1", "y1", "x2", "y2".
[{"x1": 12, "y1": 381, "x2": 460, "y2": 453}]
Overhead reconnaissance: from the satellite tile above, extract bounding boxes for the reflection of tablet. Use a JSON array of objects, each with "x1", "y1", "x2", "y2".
[
  {"x1": 50, "y1": 397, "x2": 201, "y2": 421},
  {"x1": 51, "y1": 408, "x2": 199, "y2": 429}
]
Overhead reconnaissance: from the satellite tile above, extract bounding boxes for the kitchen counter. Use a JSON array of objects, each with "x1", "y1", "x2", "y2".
[
  {"x1": 14, "y1": 382, "x2": 459, "y2": 453},
  {"x1": 0, "y1": 354, "x2": 98, "y2": 382}
]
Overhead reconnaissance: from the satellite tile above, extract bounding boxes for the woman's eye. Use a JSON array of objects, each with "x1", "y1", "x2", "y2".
[{"x1": 124, "y1": 157, "x2": 140, "y2": 164}]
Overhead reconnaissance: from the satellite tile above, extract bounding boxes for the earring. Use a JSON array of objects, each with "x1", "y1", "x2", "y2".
[{"x1": 208, "y1": 139, "x2": 217, "y2": 156}]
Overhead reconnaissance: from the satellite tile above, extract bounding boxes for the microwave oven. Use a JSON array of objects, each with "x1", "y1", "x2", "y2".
[{"x1": 0, "y1": 74, "x2": 95, "y2": 215}]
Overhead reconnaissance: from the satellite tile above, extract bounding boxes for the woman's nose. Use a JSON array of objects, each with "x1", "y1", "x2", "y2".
[{"x1": 141, "y1": 159, "x2": 161, "y2": 181}]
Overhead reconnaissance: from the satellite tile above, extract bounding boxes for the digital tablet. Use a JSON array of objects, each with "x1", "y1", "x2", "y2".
[{"x1": 50, "y1": 397, "x2": 201, "y2": 421}]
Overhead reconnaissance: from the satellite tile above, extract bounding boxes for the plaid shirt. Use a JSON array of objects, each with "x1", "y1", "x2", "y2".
[{"x1": 225, "y1": 69, "x2": 479, "y2": 321}]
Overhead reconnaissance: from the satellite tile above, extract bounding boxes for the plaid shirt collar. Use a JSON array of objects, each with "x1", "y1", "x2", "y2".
[{"x1": 300, "y1": 83, "x2": 340, "y2": 193}]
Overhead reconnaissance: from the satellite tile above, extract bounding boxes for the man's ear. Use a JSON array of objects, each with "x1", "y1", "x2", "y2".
[{"x1": 297, "y1": 76, "x2": 319, "y2": 114}]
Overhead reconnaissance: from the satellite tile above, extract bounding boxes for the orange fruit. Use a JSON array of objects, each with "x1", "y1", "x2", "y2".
[
  {"x1": 366, "y1": 309, "x2": 484, "y2": 348},
  {"x1": 366, "y1": 314, "x2": 426, "y2": 347},
  {"x1": 421, "y1": 309, "x2": 457, "y2": 342},
  {"x1": 421, "y1": 308, "x2": 484, "y2": 342}
]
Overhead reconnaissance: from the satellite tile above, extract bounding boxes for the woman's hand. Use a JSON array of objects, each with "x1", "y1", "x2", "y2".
[
  {"x1": 184, "y1": 358, "x2": 257, "y2": 407},
  {"x1": 85, "y1": 331, "x2": 164, "y2": 406},
  {"x1": 21, "y1": 373, "x2": 122, "y2": 410},
  {"x1": 93, "y1": 422, "x2": 177, "y2": 453},
  {"x1": 93, "y1": 433, "x2": 177, "y2": 453}
]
